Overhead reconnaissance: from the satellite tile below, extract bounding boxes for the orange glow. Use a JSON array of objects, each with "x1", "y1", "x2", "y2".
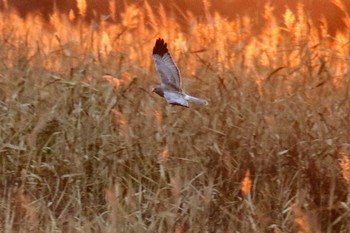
[
  {"x1": 68, "y1": 9, "x2": 75, "y2": 21},
  {"x1": 109, "y1": 0, "x2": 117, "y2": 21},
  {"x1": 333, "y1": 31, "x2": 349, "y2": 80},
  {"x1": 3, "y1": 0, "x2": 8, "y2": 10},
  {"x1": 284, "y1": 8, "x2": 295, "y2": 32},
  {"x1": 161, "y1": 147, "x2": 169, "y2": 161},
  {"x1": 112, "y1": 110, "x2": 127, "y2": 128},
  {"x1": 103, "y1": 75, "x2": 122, "y2": 89},
  {"x1": 112, "y1": 109, "x2": 131, "y2": 145},
  {"x1": 4, "y1": 2, "x2": 347, "y2": 83},
  {"x1": 332, "y1": 0, "x2": 347, "y2": 13},
  {"x1": 292, "y1": 204, "x2": 320, "y2": 233},
  {"x1": 153, "y1": 110, "x2": 162, "y2": 124},
  {"x1": 121, "y1": 4, "x2": 140, "y2": 28},
  {"x1": 12, "y1": 187, "x2": 39, "y2": 228},
  {"x1": 77, "y1": 0, "x2": 87, "y2": 17},
  {"x1": 339, "y1": 147, "x2": 350, "y2": 185},
  {"x1": 241, "y1": 170, "x2": 252, "y2": 196},
  {"x1": 101, "y1": 31, "x2": 112, "y2": 55}
]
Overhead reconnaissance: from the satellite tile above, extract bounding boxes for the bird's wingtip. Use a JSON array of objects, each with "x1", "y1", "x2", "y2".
[{"x1": 153, "y1": 37, "x2": 168, "y2": 56}]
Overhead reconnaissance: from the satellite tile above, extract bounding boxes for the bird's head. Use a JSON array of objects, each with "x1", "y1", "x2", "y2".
[{"x1": 152, "y1": 86, "x2": 164, "y2": 97}]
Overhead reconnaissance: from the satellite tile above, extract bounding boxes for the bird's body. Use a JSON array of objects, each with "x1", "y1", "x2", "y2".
[{"x1": 152, "y1": 38, "x2": 208, "y2": 108}]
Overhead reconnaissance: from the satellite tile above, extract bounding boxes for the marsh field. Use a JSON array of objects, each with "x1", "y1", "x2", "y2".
[{"x1": 1, "y1": 1, "x2": 350, "y2": 232}]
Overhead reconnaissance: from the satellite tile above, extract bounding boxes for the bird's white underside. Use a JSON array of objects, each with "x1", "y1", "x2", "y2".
[{"x1": 164, "y1": 91, "x2": 189, "y2": 107}]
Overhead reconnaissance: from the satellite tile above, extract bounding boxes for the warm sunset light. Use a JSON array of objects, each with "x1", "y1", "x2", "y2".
[
  {"x1": 77, "y1": 0, "x2": 87, "y2": 17},
  {"x1": 241, "y1": 169, "x2": 252, "y2": 196},
  {"x1": 1, "y1": 0, "x2": 350, "y2": 232}
]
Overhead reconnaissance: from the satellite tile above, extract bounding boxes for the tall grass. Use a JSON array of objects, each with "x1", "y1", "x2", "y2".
[{"x1": 0, "y1": 1, "x2": 350, "y2": 232}]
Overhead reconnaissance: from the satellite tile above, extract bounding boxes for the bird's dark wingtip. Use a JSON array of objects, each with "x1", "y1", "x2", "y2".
[{"x1": 153, "y1": 38, "x2": 168, "y2": 56}]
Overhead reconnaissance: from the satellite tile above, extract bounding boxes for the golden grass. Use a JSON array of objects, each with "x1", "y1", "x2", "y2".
[{"x1": 0, "y1": 1, "x2": 350, "y2": 232}]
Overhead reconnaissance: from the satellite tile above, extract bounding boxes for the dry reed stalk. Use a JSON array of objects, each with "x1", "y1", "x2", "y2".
[
  {"x1": 105, "y1": 185, "x2": 124, "y2": 233},
  {"x1": 292, "y1": 204, "x2": 321, "y2": 233},
  {"x1": 284, "y1": 8, "x2": 296, "y2": 33},
  {"x1": 332, "y1": 0, "x2": 348, "y2": 15},
  {"x1": 102, "y1": 75, "x2": 123, "y2": 89},
  {"x1": 202, "y1": 0, "x2": 212, "y2": 23},
  {"x1": 27, "y1": 114, "x2": 60, "y2": 149},
  {"x1": 241, "y1": 169, "x2": 252, "y2": 197},
  {"x1": 111, "y1": 109, "x2": 133, "y2": 149},
  {"x1": 68, "y1": 9, "x2": 75, "y2": 21},
  {"x1": 12, "y1": 188, "x2": 39, "y2": 232},
  {"x1": 109, "y1": 0, "x2": 117, "y2": 22},
  {"x1": 77, "y1": 0, "x2": 87, "y2": 17},
  {"x1": 339, "y1": 147, "x2": 350, "y2": 185},
  {"x1": 101, "y1": 32, "x2": 113, "y2": 56},
  {"x1": 121, "y1": 4, "x2": 141, "y2": 29},
  {"x1": 144, "y1": 0, "x2": 158, "y2": 30}
]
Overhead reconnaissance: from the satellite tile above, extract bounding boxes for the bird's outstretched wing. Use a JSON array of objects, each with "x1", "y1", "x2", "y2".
[
  {"x1": 152, "y1": 38, "x2": 181, "y2": 90},
  {"x1": 152, "y1": 38, "x2": 208, "y2": 108}
]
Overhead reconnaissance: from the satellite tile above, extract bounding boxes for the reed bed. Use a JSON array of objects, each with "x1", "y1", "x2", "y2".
[{"x1": 0, "y1": 1, "x2": 350, "y2": 232}]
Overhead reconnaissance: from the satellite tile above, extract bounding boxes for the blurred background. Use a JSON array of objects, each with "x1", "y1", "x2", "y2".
[{"x1": 1, "y1": 0, "x2": 349, "y2": 34}]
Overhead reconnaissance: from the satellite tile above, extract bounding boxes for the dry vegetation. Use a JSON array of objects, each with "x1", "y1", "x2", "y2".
[{"x1": 1, "y1": 1, "x2": 350, "y2": 232}]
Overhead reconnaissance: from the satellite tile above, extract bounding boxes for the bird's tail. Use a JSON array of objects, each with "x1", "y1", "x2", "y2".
[{"x1": 184, "y1": 94, "x2": 208, "y2": 105}]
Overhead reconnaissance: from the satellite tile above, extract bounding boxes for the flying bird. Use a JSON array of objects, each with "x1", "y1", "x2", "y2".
[{"x1": 152, "y1": 38, "x2": 208, "y2": 108}]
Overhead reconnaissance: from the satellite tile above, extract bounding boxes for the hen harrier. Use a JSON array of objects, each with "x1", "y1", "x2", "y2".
[{"x1": 152, "y1": 38, "x2": 208, "y2": 108}]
